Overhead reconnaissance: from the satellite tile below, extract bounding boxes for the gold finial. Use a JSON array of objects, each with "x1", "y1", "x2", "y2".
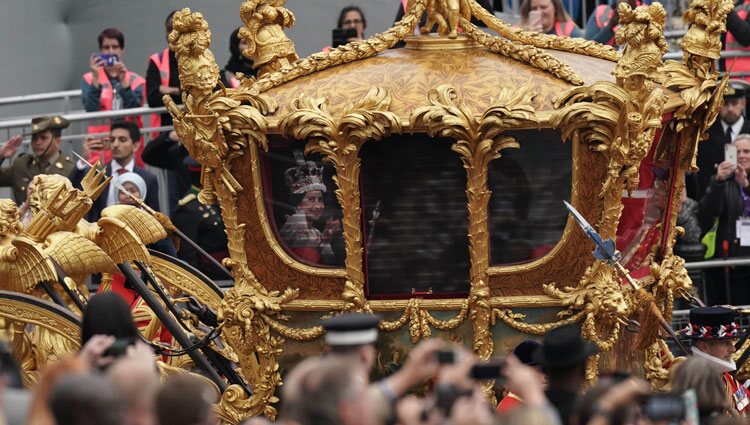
[
  {"x1": 239, "y1": 0, "x2": 299, "y2": 77},
  {"x1": 613, "y1": 2, "x2": 668, "y2": 80},
  {"x1": 681, "y1": 0, "x2": 734, "y2": 60}
]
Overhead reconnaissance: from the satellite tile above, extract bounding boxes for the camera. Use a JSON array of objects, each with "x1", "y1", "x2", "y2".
[
  {"x1": 641, "y1": 393, "x2": 686, "y2": 422},
  {"x1": 332, "y1": 28, "x2": 358, "y2": 48},
  {"x1": 96, "y1": 53, "x2": 119, "y2": 66},
  {"x1": 469, "y1": 359, "x2": 505, "y2": 381},
  {"x1": 103, "y1": 337, "x2": 135, "y2": 358},
  {"x1": 435, "y1": 349, "x2": 456, "y2": 364}
]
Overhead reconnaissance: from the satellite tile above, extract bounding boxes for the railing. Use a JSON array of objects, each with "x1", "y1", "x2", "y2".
[
  {"x1": 0, "y1": 105, "x2": 177, "y2": 216},
  {"x1": 0, "y1": 89, "x2": 81, "y2": 106}
]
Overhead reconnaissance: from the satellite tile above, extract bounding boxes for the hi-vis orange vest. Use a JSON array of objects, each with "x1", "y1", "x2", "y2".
[
  {"x1": 595, "y1": 5, "x2": 617, "y2": 45},
  {"x1": 82, "y1": 67, "x2": 146, "y2": 167},
  {"x1": 554, "y1": 21, "x2": 575, "y2": 36},
  {"x1": 147, "y1": 48, "x2": 171, "y2": 139},
  {"x1": 726, "y1": 0, "x2": 750, "y2": 81}
]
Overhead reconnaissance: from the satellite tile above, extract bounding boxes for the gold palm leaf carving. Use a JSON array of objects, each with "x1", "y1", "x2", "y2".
[
  {"x1": 94, "y1": 217, "x2": 150, "y2": 264},
  {"x1": 44, "y1": 232, "x2": 118, "y2": 276},
  {"x1": 101, "y1": 205, "x2": 167, "y2": 246},
  {"x1": 0, "y1": 236, "x2": 57, "y2": 293}
]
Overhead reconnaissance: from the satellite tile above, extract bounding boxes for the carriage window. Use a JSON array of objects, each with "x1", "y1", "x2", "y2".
[
  {"x1": 488, "y1": 129, "x2": 572, "y2": 265},
  {"x1": 361, "y1": 136, "x2": 470, "y2": 297},
  {"x1": 262, "y1": 142, "x2": 345, "y2": 267}
]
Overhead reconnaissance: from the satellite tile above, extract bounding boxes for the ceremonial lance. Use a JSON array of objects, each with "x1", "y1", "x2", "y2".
[
  {"x1": 563, "y1": 201, "x2": 690, "y2": 356},
  {"x1": 73, "y1": 152, "x2": 233, "y2": 280}
]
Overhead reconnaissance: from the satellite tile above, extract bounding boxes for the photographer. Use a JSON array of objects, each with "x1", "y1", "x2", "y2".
[
  {"x1": 699, "y1": 134, "x2": 750, "y2": 305},
  {"x1": 81, "y1": 28, "x2": 146, "y2": 167},
  {"x1": 81, "y1": 28, "x2": 145, "y2": 114}
]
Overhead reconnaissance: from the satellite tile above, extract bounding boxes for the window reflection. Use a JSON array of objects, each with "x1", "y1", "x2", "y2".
[
  {"x1": 362, "y1": 136, "x2": 470, "y2": 297},
  {"x1": 489, "y1": 129, "x2": 572, "y2": 265}
]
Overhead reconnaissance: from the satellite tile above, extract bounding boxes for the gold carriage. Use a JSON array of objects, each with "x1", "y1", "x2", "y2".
[
  {"x1": 155, "y1": 0, "x2": 736, "y2": 420},
  {"x1": 0, "y1": 0, "x2": 738, "y2": 422}
]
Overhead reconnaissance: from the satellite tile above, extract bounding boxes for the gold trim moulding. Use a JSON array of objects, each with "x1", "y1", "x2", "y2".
[
  {"x1": 284, "y1": 295, "x2": 564, "y2": 311},
  {"x1": 266, "y1": 117, "x2": 550, "y2": 134},
  {"x1": 403, "y1": 34, "x2": 480, "y2": 50}
]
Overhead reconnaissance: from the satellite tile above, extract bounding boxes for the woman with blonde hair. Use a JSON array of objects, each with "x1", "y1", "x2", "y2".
[{"x1": 520, "y1": 0, "x2": 582, "y2": 37}]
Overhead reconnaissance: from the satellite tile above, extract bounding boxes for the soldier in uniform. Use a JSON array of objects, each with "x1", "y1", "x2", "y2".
[
  {"x1": 684, "y1": 306, "x2": 748, "y2": 414},
  {"x1": 171, "y1": 157, "x2": 228, "y2": 279},
  {"x1": 0, "y1": 115, "x2": 75, "y2": 204}
]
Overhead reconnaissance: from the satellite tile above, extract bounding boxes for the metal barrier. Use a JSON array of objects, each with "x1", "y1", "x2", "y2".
[{"x1": 0, "y1": 105, "x2": 177, "y2": 216}]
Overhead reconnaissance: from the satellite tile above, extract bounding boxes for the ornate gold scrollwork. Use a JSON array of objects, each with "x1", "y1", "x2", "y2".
[
  {"x1": 279, "y1": 87, "x2": 402, "y2": 312},
  {"x1": 539, "y1": 2, "x2": 668, "y2": 377},
  {"x1": 164, "y1": 9, "x2": 309, "y2": 421},
  {"x1": 249, "y1": 0, "x2": 428, "y2": 94},
  {"x1": 411, "y1": 85, "x2": 538, "y2": 365}
]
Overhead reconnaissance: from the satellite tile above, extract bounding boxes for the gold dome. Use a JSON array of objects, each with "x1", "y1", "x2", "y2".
[{"x1": 262, "y1": 35, "x2": 617, "y2": 123}]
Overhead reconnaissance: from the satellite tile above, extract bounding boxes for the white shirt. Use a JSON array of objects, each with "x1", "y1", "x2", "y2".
[
  {"x1": 721, "y1": 115, "x2": 745, "y2": 143},
  {"x1": 106, "y1": 159, "x2": 135, "y2": 207}
]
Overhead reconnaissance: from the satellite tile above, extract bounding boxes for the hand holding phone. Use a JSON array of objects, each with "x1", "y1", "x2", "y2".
[
  {"x1": 96, "y1": 53, "x2": 119, "y2": 66},
  {"x1": 726, "y1": 143, "x2": 738, "y2": 166},
  {"x1": 528, "y1": 10, "x2": 543, "y2": 31}
]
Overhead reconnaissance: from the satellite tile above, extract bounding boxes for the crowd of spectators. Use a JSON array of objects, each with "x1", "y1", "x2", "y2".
[
  {"x1": 2, "y1": 3, "x2": 750, "y2": 424},
  {"x1": 0, "y1": 305, "x2": 747, "y2": 425}
]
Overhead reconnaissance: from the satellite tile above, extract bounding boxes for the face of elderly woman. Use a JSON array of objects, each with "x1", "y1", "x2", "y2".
[
  {"x1": 118, "y1": 182, "x2": 141, "y2": 205},
  {"x1": 531, "y1": 0, "x2": 556, "y2": 31},
  {"x1": 298, "y1": 190, "x2": 324, "y2": 222}
]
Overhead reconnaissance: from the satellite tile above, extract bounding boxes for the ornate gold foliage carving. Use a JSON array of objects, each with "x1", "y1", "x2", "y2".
[
  {"x1": 279, "y1": 87, "x2": 401, "y2": 311},
  {"x1": 250, "y1": 0, "x2": 428, "y2": 94},
  {"x1": 166, "y1": 8, "x2": 277, "y2": 205},
  {"x1": 466, "y1": 0, "x2": 619, "y2": 62},
  {"x1": 380, "y1": 297, "x2": 470, "y2": 343},
  {"x1": 459, "y1": 20, "x2": 583, "y2": 85},
  {"x1": 411, "y1": 84, "x2": 537, "y2": 362},
  {"x1": 661, "y1": 0, "x2": 732, "y2": 169},
  {"x1": 541, "y1": 3, "x2": 668, "y2": 374},
  {"x1": 165, "y1": 10, "x2": 328, "y2": 421}
]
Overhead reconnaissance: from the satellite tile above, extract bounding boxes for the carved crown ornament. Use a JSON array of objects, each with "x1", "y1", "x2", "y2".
[{"x1": 0, "y1": 0, "x2": 728, "y2": 422}]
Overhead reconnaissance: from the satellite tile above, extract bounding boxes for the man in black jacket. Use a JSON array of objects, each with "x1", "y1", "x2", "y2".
[
  {"x1": 689, "y1": 80, "x2": 750, "y2": 201},
  {"x1": 700, "y1": 133, "x2": 750, "y2": 304},
  {"x1": 70, "y1": 120, "x2": 160, "y2": 221}
]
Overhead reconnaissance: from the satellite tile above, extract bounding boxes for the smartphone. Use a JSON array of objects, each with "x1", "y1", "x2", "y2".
[
  {"x1": 103, "y1": 337, "x2": 135, "y2": 358},
  {"x1": 641, "y1": 393, "x2": 685, "y2": 422},
  {"x1": 529, "y1": 10, "x2": 542, "y2": 28},
  {"x1": 726, "y1": 143, "x2": 738, "y2": 165},
  {"x1": 435, "y1": 349, "x2": 456, "y2": 364},
  {"x1": 469, "y1": 359, "x2": 505, "y2": 380},
  {"x1": 332, "y1": 28, "x2": 358, "y2": 48},
  {"x1": 96, "y1": 53, "x2": 119, "y2": 66}
]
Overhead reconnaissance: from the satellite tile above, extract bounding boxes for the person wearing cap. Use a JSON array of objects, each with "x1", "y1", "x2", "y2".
[
  {"x1": 690, "y1": 80, "x2": 750, "y2": 201},
  {"x1": 70, "y1": 119, "x2": 159, "y2": 221},
  {"x1": 534, "y1": 323, "x2": 597, "y2": 425},
  {"x1": 0, "y1": 116, "x2": 75, "y2": 204},
  {"x1": 322, "y1": 312, "x2": 381, "y2": 372},
  {"x1": 684, "y1": 306, "x2": 748, "y2": 413},
  {"x1": 699, "y1": 130, "x2": 750, "y2": 305},
  {"x1": 496, "y1": 339, "x2": 546, "y2": 413},
  {"x1": 171, "y1": 156, "x2": 228, "y2": 279}
]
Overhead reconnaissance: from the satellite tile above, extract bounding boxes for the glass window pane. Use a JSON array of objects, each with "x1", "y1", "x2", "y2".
[
  {"x1": 262, "y1": 142, "x2": 345, "y2": 267},
  {"x1": 489, "y1": 129, "x2": 572, "y2": 265},
  {"x1": 362, "y1": 136, "x2": 470, "y2": 297}
]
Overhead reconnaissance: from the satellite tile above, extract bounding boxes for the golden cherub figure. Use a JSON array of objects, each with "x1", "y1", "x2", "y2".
[{"x1": 421, "y1": 0, "x2": 472, "y2": 39}]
